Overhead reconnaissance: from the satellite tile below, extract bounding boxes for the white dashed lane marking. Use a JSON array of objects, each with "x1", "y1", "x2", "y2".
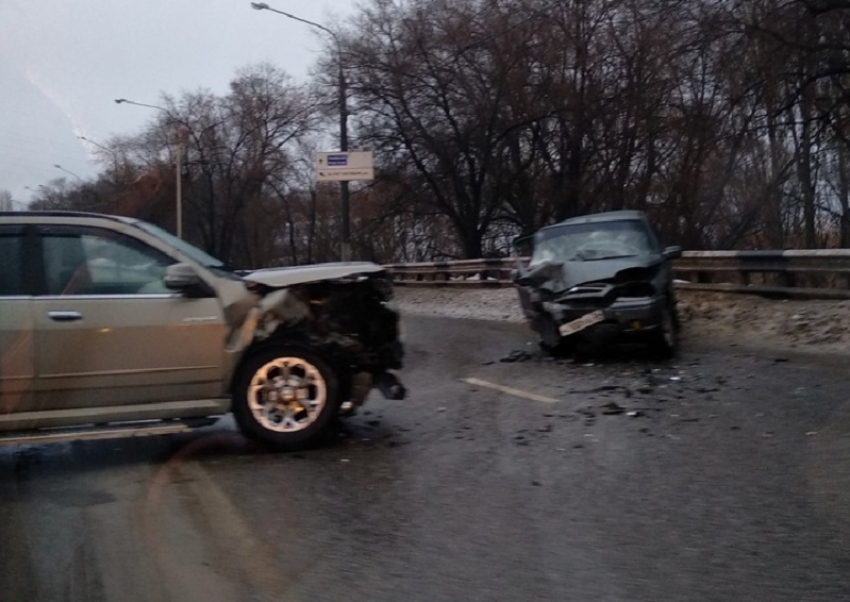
[{"x1": 461, "y1": 377, "x2": 560, "y2": 404}]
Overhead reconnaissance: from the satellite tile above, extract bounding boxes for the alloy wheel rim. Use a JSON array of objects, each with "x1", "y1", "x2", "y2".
[{"x1": 247, "y1": 357, "x2": 327, "y2": 432}]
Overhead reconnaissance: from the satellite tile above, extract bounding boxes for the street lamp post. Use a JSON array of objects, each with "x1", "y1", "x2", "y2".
[
  {"x1": 251, "y1": 2, "x2": 351, "y2": 262},
  {"x1": 54, "y1": 164, "x2": 82, "y2": 181},
  {"x1": 114, "y1": 98, "x2": 185, "y2": 239},
  {"x1": 78, "y1": 136, "x2": 122, "y2": 211},
  {"x1": 78, "y1": 135, "x2": 120, "y2": 173}
]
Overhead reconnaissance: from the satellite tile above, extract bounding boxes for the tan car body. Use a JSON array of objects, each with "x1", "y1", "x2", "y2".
[{"x1": 0, "y1": 213, "x2": 402, "y2": 440}]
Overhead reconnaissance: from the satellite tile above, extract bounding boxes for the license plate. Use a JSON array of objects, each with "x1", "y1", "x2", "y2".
[{"x1": 558, "y1": 310, "x2": 605, "y2": 337}]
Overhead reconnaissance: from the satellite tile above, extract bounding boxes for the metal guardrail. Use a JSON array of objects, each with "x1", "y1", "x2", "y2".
[
  {"x1": 384, "y1": 250, "x2": 850, "y2": 300},
  {"x1": 384, "y1": 258, "x2": 516, "y2": 287}
]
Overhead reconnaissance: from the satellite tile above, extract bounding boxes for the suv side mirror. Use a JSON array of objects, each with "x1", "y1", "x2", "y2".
[
  {"x1": 164, "y1": 263, "x2": 214, "y2": 297},
  {"x1": 663, "y1": 246, "x2": 683, "y2": 260}
]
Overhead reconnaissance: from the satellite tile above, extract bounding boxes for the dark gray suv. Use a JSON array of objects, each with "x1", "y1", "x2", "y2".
[{"x1": 513, "y1": 210, "x2": 682, "y2": 356}]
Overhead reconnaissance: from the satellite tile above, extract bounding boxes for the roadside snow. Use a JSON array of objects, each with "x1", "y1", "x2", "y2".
[
  {"x1": 395, "y1": 286, "x2": 850, "y2": 355},
  {"x1": 396, "y1": 287, "x2": 525, "y2": 323}
]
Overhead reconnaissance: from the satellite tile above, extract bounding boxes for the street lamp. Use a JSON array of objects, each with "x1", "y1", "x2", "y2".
[
  {"x1": 79, "y1": 135, "x2": 124, "y2": 213},
  {"x1": 77, "y1": 135, "x2": 110, "y2": 153},
  {"x1": 54, "y1": 164, "x2": 82, "y2": 181},
  {"x1": 251, "y1": 2, "x2": 352, "y2": 262},
  {"x1": 78, "y1": 135, "x2": 121, "y2": 176},
  {"x1": 114, "y1": 98, "x2": 185, "y2": 239}
]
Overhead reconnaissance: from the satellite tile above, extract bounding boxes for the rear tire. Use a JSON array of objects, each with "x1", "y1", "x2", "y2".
[{"x1": 232, "y1": 346, "x2": 343, "y2": 450}]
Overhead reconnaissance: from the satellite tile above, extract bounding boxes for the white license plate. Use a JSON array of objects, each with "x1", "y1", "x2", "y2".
[{"x1": 558, "y1": 310, "x2": 605, "y2": 337}]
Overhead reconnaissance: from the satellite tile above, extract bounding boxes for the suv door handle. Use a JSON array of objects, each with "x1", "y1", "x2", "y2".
[{"x1": 48, "y1": 311, "x2": 83, "y2": 322}]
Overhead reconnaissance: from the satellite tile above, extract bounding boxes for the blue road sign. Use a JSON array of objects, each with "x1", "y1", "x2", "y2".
[{"x1": 327, "y1": 154, "x2": 348, "y2": 166}]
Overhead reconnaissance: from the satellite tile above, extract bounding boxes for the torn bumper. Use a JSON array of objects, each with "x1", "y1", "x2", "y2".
[{"x1": 541, "y1": 295, "x2": 667, "y2": 345}]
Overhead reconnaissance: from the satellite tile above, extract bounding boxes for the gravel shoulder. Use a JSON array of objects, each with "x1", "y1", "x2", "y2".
[{"x1": 395, "y1": 286, "x2": 850, "y2": 356}]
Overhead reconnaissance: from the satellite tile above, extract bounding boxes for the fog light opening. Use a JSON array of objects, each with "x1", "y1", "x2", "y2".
[{"x1": 631, "y1": 320, "x2": 643, "y2": 330}]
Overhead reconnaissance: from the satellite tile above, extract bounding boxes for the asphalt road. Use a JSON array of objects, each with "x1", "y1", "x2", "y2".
[{"x1": 1, "y1": 315, "x2": 849, "y2": 601}]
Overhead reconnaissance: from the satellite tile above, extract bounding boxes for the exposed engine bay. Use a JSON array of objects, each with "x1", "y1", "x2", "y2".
[{"x1": 238, "y1": 267, "x2": 405, "y2": 403}]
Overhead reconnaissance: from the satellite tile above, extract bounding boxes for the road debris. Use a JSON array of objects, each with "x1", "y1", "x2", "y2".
[
  {"x1": 601, "y1": 401, "x2": 625, "y2": 415},
  {"x1": 500, "y1": 350, "x2": 536, "y2": 363}
]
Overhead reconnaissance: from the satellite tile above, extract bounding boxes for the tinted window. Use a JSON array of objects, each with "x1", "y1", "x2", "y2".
[
  {"x1": 0, "y1": 232, "x2": 24, "y2": 296},
  {"x1": 41, "y1": 229, "x2": 176, "y2": 296}
]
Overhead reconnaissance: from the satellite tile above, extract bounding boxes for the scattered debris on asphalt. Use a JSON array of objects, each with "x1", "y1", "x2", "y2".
[
  {"x1": 601, "y1": 401, "x2": 625, "y2": 415},
  {"x1": 500, "y1": 350, "x2": 536, "y2": 363}
]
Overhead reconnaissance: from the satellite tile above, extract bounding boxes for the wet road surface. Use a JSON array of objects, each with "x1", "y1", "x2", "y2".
[{"x1": 2, "y1": 315, "x2": 849, "y2": 601}]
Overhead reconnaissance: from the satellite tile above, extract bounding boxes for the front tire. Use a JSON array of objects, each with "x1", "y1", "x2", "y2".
[
  {"x1": 232, "y1": 346, "x2": 342, "y2": 450},
  {"x1": 649, "y1": 302, "x2": 679, "y2": 358}
]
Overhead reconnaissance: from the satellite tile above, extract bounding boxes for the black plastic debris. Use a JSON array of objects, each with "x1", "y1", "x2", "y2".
[
  {"x1": 601, "y1": 401, "x2": 625, "y2": 415},
  {"x1": 500, "y1": 350, "x2": 535, "y2": 363}
]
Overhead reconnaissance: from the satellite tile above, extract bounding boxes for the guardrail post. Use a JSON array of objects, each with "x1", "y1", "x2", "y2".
[
  {"x1": 435, "y1": 262, "x2": 448, "y2": 283},
  {"x1": 738, "y1": 254, "x2": 750, "y2": 286},
  {"x1": 482, "y1": 258, "x2": 501, "y2": 285}
]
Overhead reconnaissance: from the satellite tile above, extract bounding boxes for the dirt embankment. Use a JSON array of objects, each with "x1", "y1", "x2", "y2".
[
  {"x1": 395, "y1": 286, "x2": 850, "y2": 356},
  {"x1": 676, "y1": 291, "x2": 850, "y2": 354}
]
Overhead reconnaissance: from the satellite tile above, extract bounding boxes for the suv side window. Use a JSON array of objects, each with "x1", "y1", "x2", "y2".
[
  {"x1": 0, "y1": 227, "x2": 25, "y2": 296},
  {"x1": 41, "y1": 227, "x2": 177, "y2": 296}
]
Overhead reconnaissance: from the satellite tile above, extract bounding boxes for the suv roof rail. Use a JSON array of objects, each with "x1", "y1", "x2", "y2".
[{"x1": 0, "y1": 210, "x2": 129, "y2": 223}]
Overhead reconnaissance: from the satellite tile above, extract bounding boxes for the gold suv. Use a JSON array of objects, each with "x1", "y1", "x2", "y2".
[{"x1": 0, "y1": 211, "x2": 404, "y2": 449}]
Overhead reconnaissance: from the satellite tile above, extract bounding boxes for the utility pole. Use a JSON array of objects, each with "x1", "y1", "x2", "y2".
[
  {"x1": 251, "y1": 2, "x2": 352, "y2": 261},
  {"x1": 114, "y1": 98, "x2": 185, "y2": 238}
]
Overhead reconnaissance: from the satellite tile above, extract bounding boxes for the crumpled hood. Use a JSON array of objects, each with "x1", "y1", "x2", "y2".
[
  {"x1": 242, "y1": 262, "x2": 386, "y2": 288},
  {"x1": 516, "y1": 255, "x2": 663, "y2": 293}
]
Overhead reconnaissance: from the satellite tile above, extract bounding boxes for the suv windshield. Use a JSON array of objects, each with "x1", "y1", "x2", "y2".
[
  {"x1": 131, "y1": 220, "x2": 227, "y2": 270},
  {"x1": 531, "y1": 220, "x2": 655, "y2": 265}
]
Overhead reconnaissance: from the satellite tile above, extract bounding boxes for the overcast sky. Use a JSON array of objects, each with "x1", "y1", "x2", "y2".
[{"x1": 0, "y1": 0, "x2": 357, "y2": 205}]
